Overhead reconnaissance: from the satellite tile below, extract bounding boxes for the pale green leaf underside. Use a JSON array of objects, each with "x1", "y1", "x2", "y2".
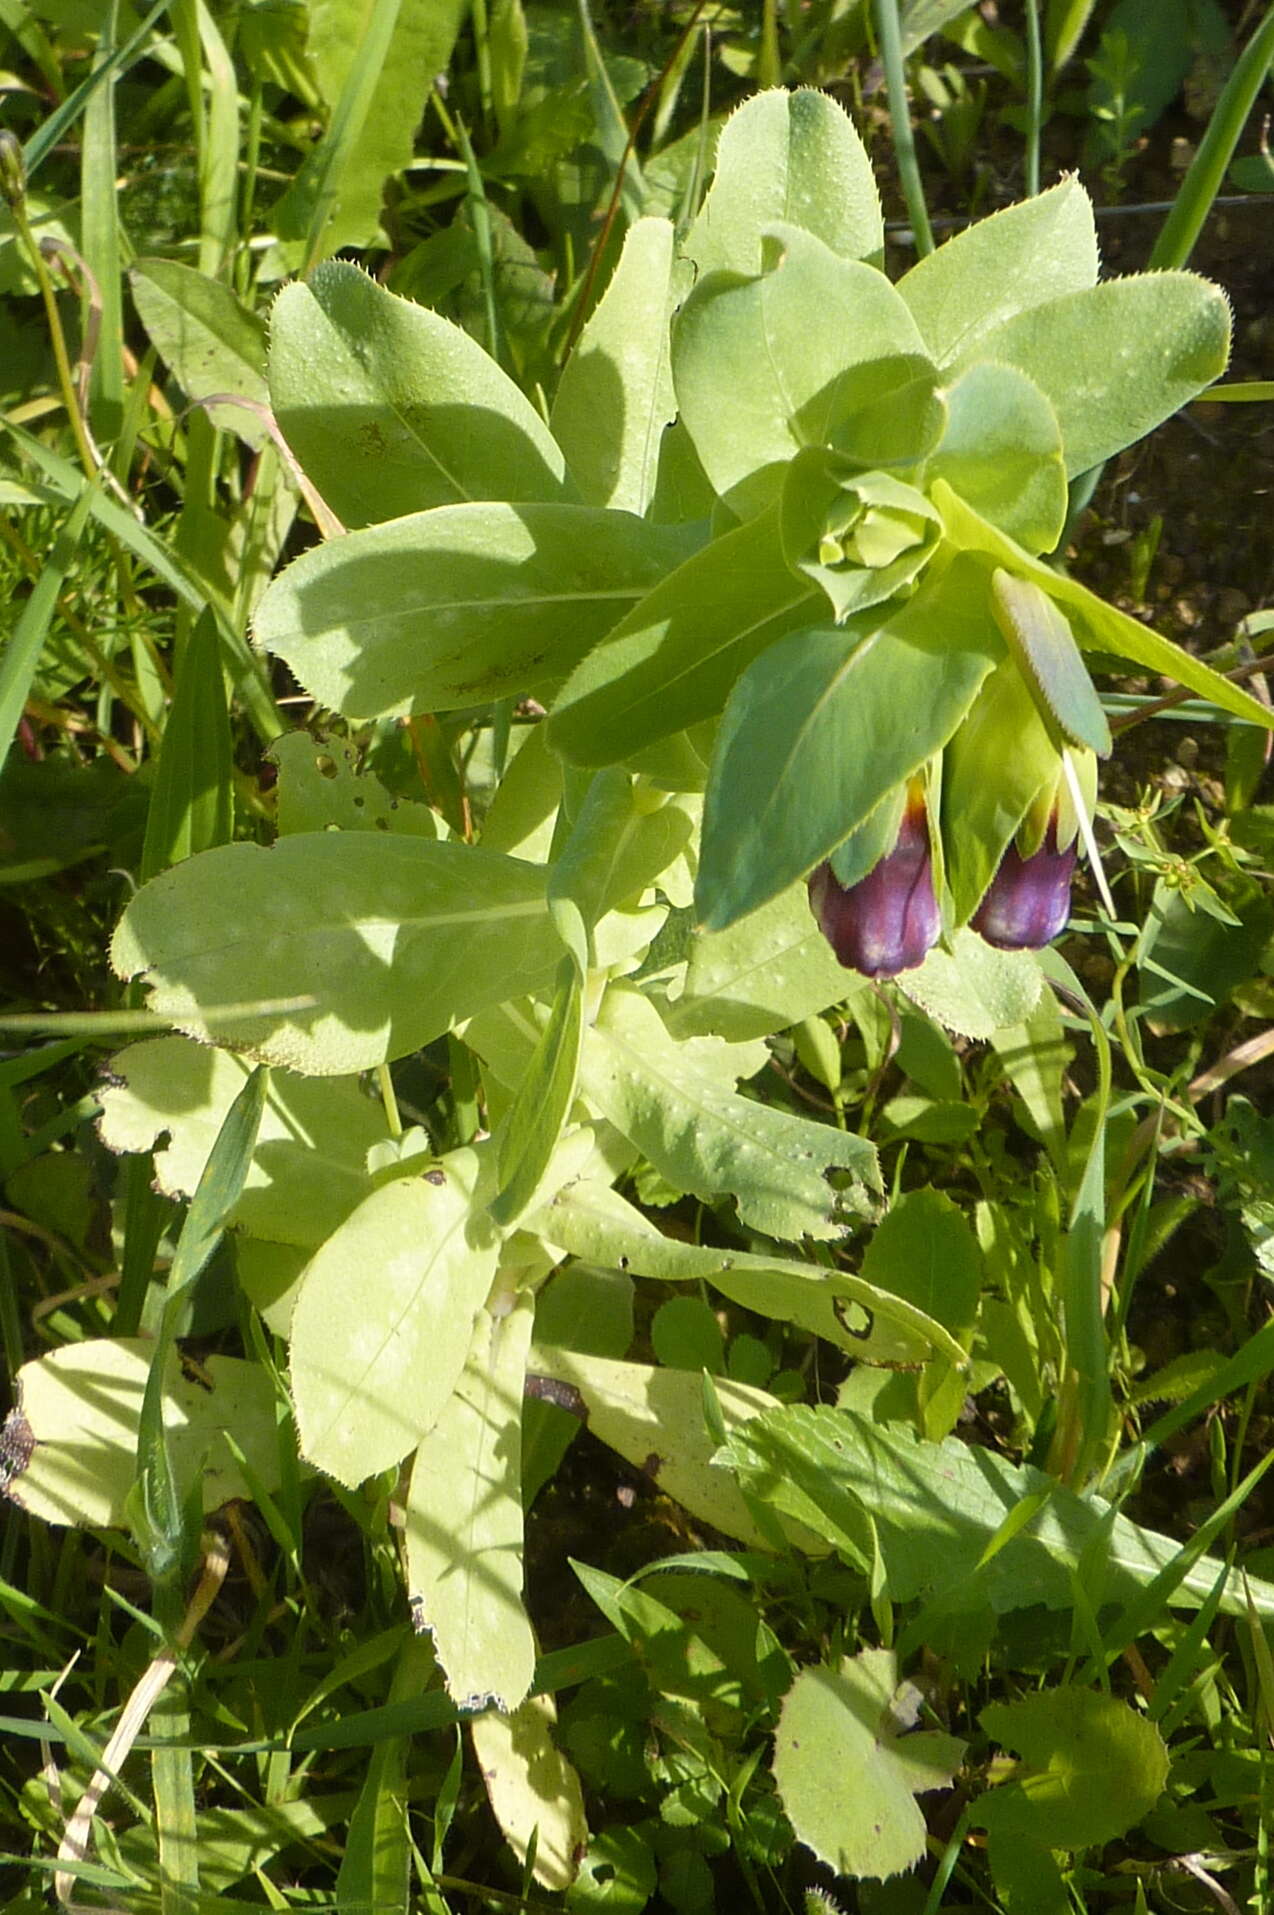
[
  {"x1": 268, "y1": 258, "x2": 566, "y2": 528},
  {"x1": 254, "y1": 503, "x2": 692, "y2": 721},
  {"x1": 290, "y1": 1152, "x2": 499, "y2": 1486},
  {"x1": 525, "y1": 1346, "x2": 824, "y2": 1552},
  {"x1": 683, "y1": 85, "x2": 884, "y2": 281},
  {"x1": 406, "y1": 1295, "x2": 536, "y2": 1712},
  {"x1": 670, "y1": 882, "x2": 873, "y2": 1043},
  {"x1": 898, "y1": 930, "x2": 1044, "y2": 1038},
  {"x1": 469, "y1": 1698, "x2": 588, "y2": 1893},
  {"x1": 536, "y1": 1177, "x2": 959, "y2": 1365},
  {"x1": 111, "y1": 834, "x2": 561, "y2": 1075},
  {"x1": 577, "y1": 985, "x2": 880, "y2": 1240},
  {"x1": 4, "y1": 1340, "x2": 280, "y2": 1528},
  {"x1": 130, "y1": 257, "x2": 270, "y2": 449},
  {"x1": 98, "y1": 1036, "x2": 387, "y2": 1247}
]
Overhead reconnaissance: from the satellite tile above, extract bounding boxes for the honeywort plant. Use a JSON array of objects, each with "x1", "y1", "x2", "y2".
[{"x1": 10, "y1": 76, "x2": 1274, "y2": 1908}]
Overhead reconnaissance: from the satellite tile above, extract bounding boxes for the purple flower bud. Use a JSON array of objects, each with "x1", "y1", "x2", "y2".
[
  {"x1": 808, "y1": 791, "x2": 940, "y2": 979},
  {"x1": 972, "y1": 824, "x2": 1077, "y2": 950}
]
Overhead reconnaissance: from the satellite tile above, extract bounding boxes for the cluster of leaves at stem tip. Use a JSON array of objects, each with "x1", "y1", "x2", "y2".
[{"x1": 16, "y1": 73, "x2": 1274, "y2": 1908}]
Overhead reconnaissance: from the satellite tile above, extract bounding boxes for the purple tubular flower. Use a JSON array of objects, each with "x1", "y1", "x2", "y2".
[
  {"x1": 972, "y1": 823, "x2": 1077, "y2": 950},
  {"x1": 808, "y1": 791, "x2": 940, "y2": 979}
]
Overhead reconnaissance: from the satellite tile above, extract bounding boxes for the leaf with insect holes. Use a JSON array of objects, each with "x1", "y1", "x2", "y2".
[{"x1": 774, "y1": 1649, "x2": 965, "y2": 1882}]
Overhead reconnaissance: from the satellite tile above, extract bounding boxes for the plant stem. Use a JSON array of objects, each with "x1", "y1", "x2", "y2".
[
  {"x1": 1151, "y1": 1, "x2": 1274, "y2": 269},
  {"x1": 874, "y1": 0, "x2": 934, "y2": 255},
  {"x1": 1024, "y1": 0, "x2": 1043, "y2": 197}
]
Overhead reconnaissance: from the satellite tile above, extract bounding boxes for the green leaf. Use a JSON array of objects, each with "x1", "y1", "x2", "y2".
[
  {"x1": 899, "y1": 930, "x2": 1044, "y2": 1038},
  {"x1": 491, "y1": 961, "x2": 583, "y2": 1230},
  {"x1": 672, "y1": 226, "x2": 925, "y2": 514},
  {"x1": 406, "y1": 1292, "x2": 536, "y2": 1711},
  {"x1": 683, "y1": 87, "x2": 883, "y2": 280},
  {"x1": 933, "y1": 483, "x2": 1274, "y2": 729},
  {"x1": 470, "y1": 1695, "x2": 589, "y2": 1892},
  {"x1": 977, "y1": 1688, "x2": 1168, "y2": 1850},
  {"x1": 130, "y1": 258, "x2": 270, "y2": 449},
  {"x1": 534, "y1": 1177, "x2": 961, "y2": 1368},
  {"x1": 271, "y1": 0, "x2": 468, "y2": 261},
  {"x1": 954, "y1": 272, "x2": 1231, "y2": 477},
  {"x1": 990, "y1": 569, "x2": 1112, "y2": 756},
  {"x1": 896, "y1": 176, "x2": 1099, "y2": 364},
  {"x1": 525, "y1": 1346, "x2": 818, "y2": 1552},
  {"x1": 139, "y1": 609, "x2": 234, "y2": 884},
  {"x1": 577, "y1": 984, "x2": 880, "y2": 1240},
  {"x1": 271, "y1": 731, "x2": 443, "y2": 838},
  {"x1": 550, "y1": 216, "x2": 677, "y2": 515},
  {"x1": 97, "y1": 1036, "x2": 386, "y2": 1248},
  {"x1": 926, "y1": 362, "x2": 1067, "y2": 555},
  {"x1": 0, "y1": 481, "x2": 95, "y2": 768},
  {"x1": 697, "y1": 556, "x2": 1001, "y2": 931},
  {"x1": 111, "y1": 834, "x2": 561, "y2": 1075},
  {"x1": 290, "y1": 1149, "x2": 500, "y2": 1485},
  {"x1": 1, "y1": 1340, "x2": 281, "y2": 1529},
  {"x1": 254, "y1": 502, "x2": 692, "y2": 721},
  {"x1": 717, "y1": 1403, "x2": 1274, "y2": 1619},
  {"x1": 774, "y1": 1649, "x2": 965, "y2": 1882},
  {"x1": 268, "y1": 259, "x2": 567, "y2": 527},
  {"x1": 671, "y1": 880, "x2": 872, "y2": 1043},
  {"x1": 941, "y1": 658, "x2": 1062, "y2": 926},
  {"x1": 547, "y1": 504, "x2": 818, "y2": 767},
  {"x1": 860, "y1": 1189, "x2": 981, "y2": 1341}
]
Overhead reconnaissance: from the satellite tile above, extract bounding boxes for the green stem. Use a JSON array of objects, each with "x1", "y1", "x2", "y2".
[
  {"x1": 874, "y1": 0, "x2": 934, "y2": 255},
  {"x1": 1151, "y1": 2, "x2": 1274, "y2": 270},
  {"x1": 1024, "y1": 0, "x2": 1043, "y2": 197},
  {"x1": 11, "y1": 196, "x2": 98, "y2": 479}
]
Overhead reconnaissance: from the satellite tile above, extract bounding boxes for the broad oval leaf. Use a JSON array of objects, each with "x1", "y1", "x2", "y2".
[
  {"x1": 953, "y1": 272, "x2": 1231, "y2": 477},
  {"x1": 2, "y1": 1340, "x2": 280, "y2": 1528},
  {"x1": 254, "y1": 503, "x2": 695, "y2": 721},
  {"x1": 98, "y1": 1036, "x2": 386, "y2": 1247},
  {"x1": 110, "y1": 834, "x2": 561, "y2": 1075},
  {"x1": 131, "y1": 258, "x2": 269, "y2": 448},
  {"x1": 673, "y1": 227, "x2": 925, "y2": 514},
  {"x1": 550, "y1": 215, "x2": 678, "y2": 516},
  {"x1": 290, "y1": 1151, "x2": 499, "y2": 1485},
  {"x1": 683, "y1": 86, "x2": 883, "y2": 279},
  {"x1": 470, "y1": 1697, "x2": 588, "y2": 1892},
  {"x1": 977, "y1": 1689, "x2": 1168, "y2": 1851},
  {"x1": 774, "y1": 1650, "x2": 965, "y2": 1883},
  {"x1": 897, "y1": 176, "x2": 1099, "y2": 365},
  {"x1": 697, "y1": 555, "x2": 1003, "y2": 931},
  {"x1": 547, "y1": 504, "x2": 819, "y2": 767},
  {"x1": 926, "y1": 361, "x2": 1067, "y2": 555},
  {"x1": 577, "y1": 984, "x2": 880, "y2": 1241},
  {"x1": 268, "y1": 259, "x2": 567, "y2": 526}
]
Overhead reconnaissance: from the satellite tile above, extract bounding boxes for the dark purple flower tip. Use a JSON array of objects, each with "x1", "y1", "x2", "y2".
[
  {"x1": 971, "y1": 825, "x2": 1077, "y2": 951},
  {"x1": 808, "y1": 793, "x2": 940, "y2": 979}
]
